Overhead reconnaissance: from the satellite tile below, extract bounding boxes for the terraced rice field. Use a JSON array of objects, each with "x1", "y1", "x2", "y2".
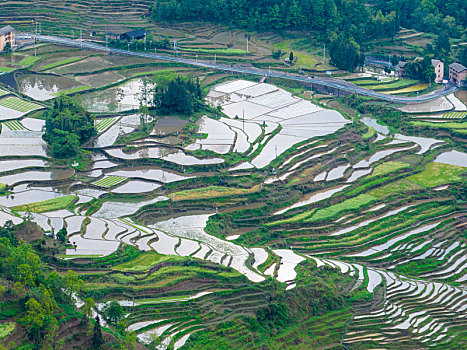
[
  {"x1": 0, "y1": 88, "x2": 9, "y2": 97},
  {"x1": 16, "y1": 56, "x2": 41, "y2": 66},
  {"x1": 2, "y1": 120, "x2": 25, "y2": 130},
  {"x1": 441, "y1": 111, "x2": 467, "y2": 119},
  {"x1": 0, "y1": 51, "x2": 464, "y2": 348},
  {"x1": 41, "y1": 57, "x2": 84, "y2": 70},
  {"x1": 0, "y1": 96, "x2": 43, "y2": 113},
  {"x1": 95, "y1": 117, "x2": 116, "y2": 132},
  {"x1": 93, "y1": 175, "x2": 127, "y2": 188},
  {"x1": 386, "y1": 83, "x2": 429, "y2": 94}
]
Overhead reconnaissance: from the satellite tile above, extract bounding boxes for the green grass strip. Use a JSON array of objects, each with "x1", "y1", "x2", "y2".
[
  {"x1": 42, "y1": 57, "x2": 84, "y2": 70},
  {"x1": 52, "y1": 85, "x2": 90, "y2": 96},
  {"x1": 408, "y1": 162, "x2": 465, "y2": 188},
  {"x1": 0, "y1": 67, "x2": 14, "y2": 73},
  {"x1": 0, "y1": 88, "x2": 9, "y2": 97},
  {"x1": 304, "y1": 194, "x2": 377, "y2": 223},
  {"x1": 12, "y1": 195, "x2": 76, "y2": 213},
  {"x1": 16, "y1": 56, "x2": 41, "y2": 66}
]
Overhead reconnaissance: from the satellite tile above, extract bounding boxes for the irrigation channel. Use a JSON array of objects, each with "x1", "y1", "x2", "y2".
[{"x1": 20, "y1": 33, "x2": 458, "y2": 104}]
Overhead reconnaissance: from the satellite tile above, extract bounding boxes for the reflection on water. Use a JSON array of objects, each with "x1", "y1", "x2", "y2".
[
  {"x1": 78, "y1": 79, "x2": 155, "y2": 113},
  {"x1": 15, "y1": 73, "x2": 83, "y2": 101}
]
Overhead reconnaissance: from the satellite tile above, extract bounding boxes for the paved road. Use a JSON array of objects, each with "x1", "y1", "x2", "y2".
[{"x1": 24, "y1": 34, "x2": 458, "y2": 103}]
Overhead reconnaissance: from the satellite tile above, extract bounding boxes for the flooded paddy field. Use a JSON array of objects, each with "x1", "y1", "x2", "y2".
[
  {"x1": 0, "y1": 40, "x2": 465, "y2": 349},
  {"x1": 76, "y1": 78, "x2": 155, "y2": 113},
  {"x1": 2, "y1": 71, "x2": 84, "y2": 101}
]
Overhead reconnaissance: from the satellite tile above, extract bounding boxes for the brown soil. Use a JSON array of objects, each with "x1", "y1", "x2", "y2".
[{"x1": 16, "y1": 222, "x2": 43, "y2": 243}]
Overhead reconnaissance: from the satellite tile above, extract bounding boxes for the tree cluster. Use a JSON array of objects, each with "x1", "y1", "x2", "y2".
[
  {"x1": 0, "y1": 221, "x2": 90, "y2": 349},
  {"x1": 43, "y1": 97, "x2": 96, "y2": 159},
  {"x1": 153, "y1": 76, "x2": 204, "y2": 115},
  {"x1": 371, "y1": 0, "x2": 466, "y2": 39},
  {"x1": 404, "y1": 57, "x2": 436, "y2": 83},
  {"x1": 329, "y1": 32, "x2": 364, "y2": 71}
]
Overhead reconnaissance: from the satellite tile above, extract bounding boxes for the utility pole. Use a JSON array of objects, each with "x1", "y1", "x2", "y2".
[
  {"x1": 323, "y1": 44, "x2": 326, "y2": 63},
  {"x1": 144, "y1": 33, "x2": 146, "y2": 51},
  {"x1": 246, "y1": 35, "x2": 249, "y2": 52},
  {"x1": 34, "y1": 21, "x2": 38, "y2": 57}
]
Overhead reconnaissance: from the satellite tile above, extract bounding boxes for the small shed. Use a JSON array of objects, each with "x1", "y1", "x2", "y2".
[{"x1": 119, "y1": 28, "x2": 147, "y2": 41}]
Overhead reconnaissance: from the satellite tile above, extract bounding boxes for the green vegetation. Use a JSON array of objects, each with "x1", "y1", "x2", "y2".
[
  {"x1": 0, "y1": 322, "x2": 15, "y2": 339},
  {"x1": 43, "y1": 97, "x2": 96, "y2": 158},
  {"x1": 371, "y1": 161, "x2": 411, "y2": 177},
  {"x1": 408, "y1": 162, "x2": 465, "y2": 188},
  {"x1": 42, "y1": 57, "x2": 83, "y2": 70},
  {"x1": 0, "y1": 67, "x2": 14, "y2": 73},
  {"x1": 305, "y1": 194, "x2": 377, "y2": 223},
  {"x1": 2, "y1": 120, "x2": 25, "y2": 131},
  {"x1": 154, "y1": 76, "x2": 204, "y2": 115},
  {"x1": 362, "y1": 126, "x2": 375, "y2": 140},
  {"x1": 170, "y1": 185, "x2": 258, "y2": 201},
  {"x1": 112, "y1": 252, "x2": 177, "y2": 272},
  {"x1": 183, "y1": 47, "x2": 248, "y2": 55},
  {"x1": 402, "y1": 56, "x2": 435, "y2": 82},
  {"x1": 0, "y1": 88, "x2": 9, "y2": 97},
  {"x1": 441, "y1": 111, "x2": 467, "y2": 119},
  {"x1": 369, "y1": 179, "x2": 423, "y2": 197},
  {"x1": 16, "y1": 56, "x2": 41, "y2": 66},
  {"x1": 411, "y1": 121, "x2": 467, "y2": 134},
  {"x1": 0, "y1": 97, "x2": 42, "y2": 113},
  {"x1": 93, "y1": 176, "x2": 127, "y2": 188},
  {"x1": 52, "y1": 85, "x2": 90, "y2": 96},
  {"x1": 95, "y1": 117, "x2": 116, "y2": 132},
  {"x1": 12, "y1": 195, "x2": 76, "y2": 213}
]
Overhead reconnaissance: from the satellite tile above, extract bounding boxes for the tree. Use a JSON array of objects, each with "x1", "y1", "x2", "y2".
[
  {"x1": 120, "y1": 330, "x2": 137, "y2": 350},
  {"x1": 43, "y1": 97, "x2": 96, "y2": 159},
  {"x1": 138, "y1": 104, "x2": 149, "y2": 131},
  {"x1": 329, "y1": 32, "x2": 362, "y2": 72},
  {"x1": 2, "y1": 42, "x2": 11, "y2": 54},
  {"x1": 459, "y1": 45, "x2": 467, "y2": 67},
  {"x1": 56, "y1": 227, "x2": 67, "y2": 243},
  {"x1": 82, "y1": 297, "x2": 96, "y2": 321},
  {"x1": 155, "y1": 76, "x2": 205, "y2": 115},
  {"x1": 92, "y1": 316, "x2": 104, "y2": 349},
  {"x1": 289, "y1": 51, "x2": 294, "y2": 63},
  {"x1": 103, "y1": 301, "x2": 124, "y2": 325},
  {"x1": 391, "y1": 54, "x2": 400, "y2": 67},
  {"x1": 12, "y1": 281, "x2": 26, "y2": 298},
  {"x1": 435, "y1": 32, "x2": 451, "y2": 56},
  {"x1": 63, "y1": 270, "x2": 85, "y2": 300}
]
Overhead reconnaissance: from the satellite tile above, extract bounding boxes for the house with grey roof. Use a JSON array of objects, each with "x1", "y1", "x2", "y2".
[
  {"x1": 0, "y1": 25, "x2": 15, "y2": 52},
  {"x1": 449, "y1": 63, "x2": 467, "y2": 87}
]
